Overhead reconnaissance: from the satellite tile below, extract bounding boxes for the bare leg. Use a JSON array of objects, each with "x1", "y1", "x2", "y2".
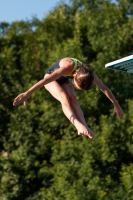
[
  {"x1": 62, "y1": 81, "x2": 94, "y2": 137},
  {"x1": 44, "y1": 75, "x2": 94, "y2": 138}
]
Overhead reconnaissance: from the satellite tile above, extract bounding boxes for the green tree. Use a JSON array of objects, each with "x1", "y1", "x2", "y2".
[{"x1": 1, "y1": 0, "x2": 133, "y2": 199}]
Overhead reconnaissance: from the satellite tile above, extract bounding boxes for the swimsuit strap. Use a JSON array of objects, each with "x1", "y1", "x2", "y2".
[{"x1": 67, "y1": 58, "x2": 83, "y2": 76}]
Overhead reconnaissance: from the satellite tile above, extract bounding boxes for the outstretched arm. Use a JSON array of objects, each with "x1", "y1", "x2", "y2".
[
  {"x1": 94, "y1": 73, "x2": 124, "y2": 120},
  {"x1": 13, "y1": 60, "x2": 73, "y2": 106}
]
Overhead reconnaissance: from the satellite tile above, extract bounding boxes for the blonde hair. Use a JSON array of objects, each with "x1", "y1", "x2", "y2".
[{"x1": 74, "y1": 64, "x2": 94, "y2": 90}]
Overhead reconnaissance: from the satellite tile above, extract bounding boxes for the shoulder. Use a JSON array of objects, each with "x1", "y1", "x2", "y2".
[
  {"x1": 49, "y1": 57, "x2": 74, "y2": 75},
  {"x1": 60, "y1": 57, "x2": 74, "y2": 68}
]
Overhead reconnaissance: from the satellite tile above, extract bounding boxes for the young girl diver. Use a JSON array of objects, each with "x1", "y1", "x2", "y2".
[{"x1": 13, "y1": 57, "x2": 124, "y2": 138}]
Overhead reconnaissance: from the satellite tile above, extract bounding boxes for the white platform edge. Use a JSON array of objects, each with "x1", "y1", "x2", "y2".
[{"x1": 105, "y1": 55, "x2": 133, "y2": 68}]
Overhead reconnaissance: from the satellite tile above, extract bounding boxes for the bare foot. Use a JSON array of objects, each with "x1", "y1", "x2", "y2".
[{"x1": 77, "y1": 125, "x2": 94, "y2": 139}]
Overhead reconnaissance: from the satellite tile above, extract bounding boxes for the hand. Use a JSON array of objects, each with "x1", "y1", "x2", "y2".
[
  {"x1": 13, "y1": 92, "x2": 28, "y2": 107},
  {"x1": 112, "y1": 105, "x2": 124, "y2": 120}
]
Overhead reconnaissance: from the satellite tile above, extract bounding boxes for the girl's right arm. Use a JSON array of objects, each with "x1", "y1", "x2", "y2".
[{"x1": 94, "y1": 73, "x2": 124, "y2": 120}]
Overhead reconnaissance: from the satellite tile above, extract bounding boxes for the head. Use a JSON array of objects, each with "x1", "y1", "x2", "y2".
[{"x1": 72, "y1": 64, "x2": 94, "y2": 90}]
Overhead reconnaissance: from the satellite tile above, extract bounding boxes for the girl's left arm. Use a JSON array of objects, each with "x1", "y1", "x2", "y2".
[
  {"x1": 13, "y1": 61, "x2": 73, "y2": 107},
  {"x1": 94, "y1": 73, "x2": 124, "y2": 120}
]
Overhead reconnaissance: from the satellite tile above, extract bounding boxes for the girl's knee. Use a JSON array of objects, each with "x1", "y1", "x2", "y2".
[
  {"x1": 68, "y1": 94, "x2": 77, "y2": 104},
  {"x1": 60, "y1": 92, "x2": 70, "y2": 104},
  {"x1": 61, "y1": 93, "x2": 77, "y2": 107}
]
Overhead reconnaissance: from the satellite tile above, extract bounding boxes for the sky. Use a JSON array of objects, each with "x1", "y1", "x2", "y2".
[{"x1": 0, "y1": 0, "x2": 67, "y2": 23}]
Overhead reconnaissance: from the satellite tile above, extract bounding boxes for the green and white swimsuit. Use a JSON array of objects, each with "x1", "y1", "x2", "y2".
[{"x1": 45, "y1": 58, "x2": 83, "y2": 84}]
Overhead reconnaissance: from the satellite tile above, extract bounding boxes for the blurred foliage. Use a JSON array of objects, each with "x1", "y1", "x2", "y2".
[{"x1": 1, "y1": 0, "x2": 133, "y2": 199}]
